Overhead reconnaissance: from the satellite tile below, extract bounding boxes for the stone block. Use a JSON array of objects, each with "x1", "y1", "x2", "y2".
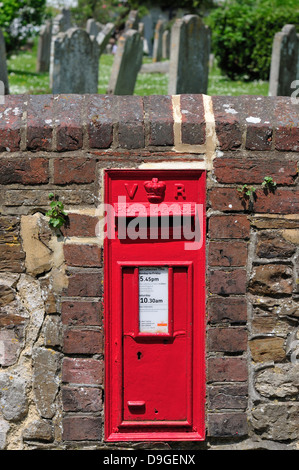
[
  {"x1": 249, "y1": 264, "x2": 293, "y2": 295},
  {"x1": 250, "y1": 337, "x2": 286, "y2": 362}
]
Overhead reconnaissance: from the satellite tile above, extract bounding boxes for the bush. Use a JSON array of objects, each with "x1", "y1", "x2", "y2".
[
  {"x1": 0, "y1": 0, "x2": 46, "y2": 54},
  {"x1": 206, "y1": 0, "x2": 299, "y2": 81}
]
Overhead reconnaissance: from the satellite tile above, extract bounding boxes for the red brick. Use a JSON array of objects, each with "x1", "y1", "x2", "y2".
[
  {"x1": 208, "y1": 384, "x2": 248, "y2": 410},
  {"x1": 212, "y1": 96, "x2": 243, "y2": 150},
  {"x1": 53, "y1": 157, "x2": 96, "y2": 184},
  {"x1": 214, "y1": 158, "x2": 297, "y2": 185},
  {"x1": 61, "y1": 301, "x2": 102, "y2": 326},
  {"x1": 66, "y1": 271, "x2": 102, "y2": 297},
  {"x1": 64, "y1": 244, "x2": 102, "y2": 267},
  {"x1": 209, "y1": 269, "x2": 247, "y2": 294},
  {"x1": 274, "y1": 97, "x2": 299, "y2": 151},
  {"x1": 209, "y1": 241, "x2": 247, "y2": 266},
  {"x1": 61, "y1": 213, "x2": 98, "y2": 237},
  {"x1": 208, "y1": 297, "x2": 247, "y2": 324},
  {"x1": 209, "y1": 215, "x2": 250, "y2": 239},
  {"x1": 55, "y1": 95, "x2": 84, "y2": 151},
  {"x1": 87, "y1": 94, "x2": 116, "y2": 149},
  {"x1": 63, "y1": 328, "x2": 103, "y2": 354},
  {"x1": 62, "y1": 385, "x2": 102, "y2": 412},
  {"x1": 244, "y1": 96, "x2": 273, "y2": 151},
  {"x1": 0, "y1": 157, "x2": 49, "y2": 185},
  {"x1": 180, "y1": 94, "x2": 205, "y2": 145},
  {"x1": 0, "y1": 95, "x2": 25, "y2": 152},
  {"x1": 208, "y1": 327, "x2": 247, "y2": 353},
  {"x1": 207, "y1": 357, "x2": 248, "y2": 382},
  {"x1": 209, "y1": 187, "x2": 248, "y2": 211},
  {"x1": 62, "y1": 357, "x2": 103, "y2": 385},
  {"x1": 118, "y1": 95, "x2": 144, "y2": 149},
  {"x1": 252, "y1": 188, "x2": 299, "y2": 214},
  {"x1": 27, "y1": 95, "x2": 53, "y2": 151},
  {"x1": 208, "y1": 412, "x2": 248, "y2": 437},
  {"x1": 144, "y1": 95, "x2": 174, "y2": 146},
  {"x1": 63, "y1": 416, "x2": 102, "y2": 441}
]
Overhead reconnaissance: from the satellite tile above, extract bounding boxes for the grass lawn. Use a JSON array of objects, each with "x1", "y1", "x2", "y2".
[{"x1": 7, "y1": 41, "x2": 269, "y2": 96}]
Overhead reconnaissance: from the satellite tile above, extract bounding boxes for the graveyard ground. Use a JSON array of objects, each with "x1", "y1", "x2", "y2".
[{"x1": 7, "y1": 40, "x2": 269, "y2": 97}]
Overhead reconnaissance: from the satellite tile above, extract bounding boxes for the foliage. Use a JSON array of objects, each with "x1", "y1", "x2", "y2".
[
  {"x1": 206, "y1": 0, "x2": 299, "y2": 81},
  {"x1": 262, "y1": 176, "x2": 277, "y2": 191},
  {"x1": 46, "y1": 193, "x2": 67, "y2": 230},
  {"x1": 71, "y1": 0, "x2": 130, "y2": 29},
  {"x1": 237, "y1": 184, "x2": 256, "y2": 198},
  {"x1": 0, "y1": 0, "x2": 47, "y2": 54}
]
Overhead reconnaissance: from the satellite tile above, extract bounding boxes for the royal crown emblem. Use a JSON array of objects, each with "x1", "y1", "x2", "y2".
[{"x1": 144, "y1": 177, "x2": 166, "y2": 203}]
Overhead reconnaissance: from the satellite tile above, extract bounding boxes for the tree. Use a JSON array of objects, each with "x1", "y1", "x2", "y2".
[
  {"x1": 0, "y1": 0, "x2": 47, "y2": 54},
  {"x1": 206, "y1": 0, "x2": 299, "y2": 81}
]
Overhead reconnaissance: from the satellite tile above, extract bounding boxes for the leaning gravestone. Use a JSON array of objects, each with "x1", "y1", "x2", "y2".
[
  {"x1": 125, "y1": 10, "x2": 139, "y2": 31},
  {"x1": 107, "y1": 29, "x2": 143, "y2": 95},
  {"x1": 168, "y1": 15, "x2": 211, "y2": 95},
  {"x1": 86, "y1": 18, "x2": 103, "y2": 37},
  {"x1": 269, "y1": 24, "x2": 299, "y2": 96},
  {"x1": 97, "y1": 22, "x2": 115, "y2": 55},
  {"x1": 152, "y1": 19, "x2": 166, "y2": 62},
  {"x1": 0, "y1": 28, "x2": 9, "y2": 96},
  {"x1": 36, "y1": 20, "x2": 52, "y2": 72},
  {"x1": 51, "y1": 28, "x2": 100, "y2": 94}
]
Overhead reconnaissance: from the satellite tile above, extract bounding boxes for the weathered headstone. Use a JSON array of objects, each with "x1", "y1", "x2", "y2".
[
  {"x1": 51, "y1": 28, "x2": 100, "y2": 94},
  {"x1": 49, "y1": 9, "x2": 72, "y2": 88},
  {"x1": 168, "y1": 15, "x2": 211, "y2": 95},
  {"x1": 107, "y1": 29, "x2": 143, "y2": 95},
  {"x1": 36, "y1": 20, "x2": 52, "y2": 72},
  {"x1": 52, "y1": 8, "x2": 72, "y2": 36},
  {"x1": 86, "y1": 18, "x2": 103, "y2": 37},
  {"x1": 141, "y1": 7, "x2": 168, "y2": 57},
  {"x1": 97, "y1": 22, "x2": 115, "y2": 55},
  {"x1": 0, "y1": 28, "x2": 9, "y2": 96},
  {"x1": 125, "y1": 10, "x2": 139, "y2": 31},
  {"x1": 152, "y1": 19, "x2": 166, "y2": 62},
  {"x1": 269, "y1": 24, "x2": 299, "y2": 96}
]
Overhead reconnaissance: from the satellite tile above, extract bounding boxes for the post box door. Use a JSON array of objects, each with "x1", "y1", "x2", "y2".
[{"x1": 104, "y1": 170, "x2": 206, "y2": 441}]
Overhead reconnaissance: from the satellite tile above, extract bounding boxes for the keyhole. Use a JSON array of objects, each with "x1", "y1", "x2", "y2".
[{"x1": 137, "y1": 351, "x2": 142, "y2": 360}]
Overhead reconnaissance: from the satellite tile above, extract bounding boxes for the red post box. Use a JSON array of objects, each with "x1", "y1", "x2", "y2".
[{"x1": 104, "y1": 170, "x2": 206, "y2": 441}]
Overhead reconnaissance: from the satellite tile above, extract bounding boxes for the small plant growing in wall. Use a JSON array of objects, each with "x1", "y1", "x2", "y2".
[
  {"x1": 262, "y1": 176, "x2": 277, "y2": 193},
  {"x1": 237, "y1": 184, "x2": 257, "y2": 211},
  {"x1": 46, "y1": 193, "x2": 67, "y2": 230}
]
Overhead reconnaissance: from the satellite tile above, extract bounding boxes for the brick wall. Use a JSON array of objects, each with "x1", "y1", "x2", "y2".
[{"x1": 0, "y1": 93, "x2": 298, "y2": 450}]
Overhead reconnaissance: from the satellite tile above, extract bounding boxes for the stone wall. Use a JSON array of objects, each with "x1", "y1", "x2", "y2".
[{"x1": 0, "y1": 93, "x2": 298, "y2": 450}]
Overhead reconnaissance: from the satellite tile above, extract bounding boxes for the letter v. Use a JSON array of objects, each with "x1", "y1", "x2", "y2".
[{"x1": 125, "y1": 183, "x2": 138, "y2": 199}]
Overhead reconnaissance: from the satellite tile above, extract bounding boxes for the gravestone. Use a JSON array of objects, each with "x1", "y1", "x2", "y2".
[
  {"x1": 152, "y1": 20, "x2": 166, "y2": 62},
  {"x1": 97, "y1": 22, "x2": 115, "y2": 55},
  {"x1": 162, "y1": 29, "x2": 170, "y2": 60},
  {"x1": 125, "y1": 10, "x2": 139, "y2": 31},
  {"x1": 0, "y1": 28, "x2": 9, "y2": 96},
  {"x1": 141, "y1": 7, "x2": 168, "y2": 57},
  {"x1": 49, "y1": 9, "x2": 72, "y2": 88},
  {"x1": 107, "y1": 29, "x2": 143, "y2": 95},
  {"x1": 168, "y1": 15, "x2": 211, "y2": 95},
  {"x1": 86, "y1": 18, "x2": 103, "y2": 37},
  {"x1": 52, "y1": 8, "x2": 71, "y2": 36},
  {"x1": 36, "y1": 20, "x2": 52, "y2": 72},
  {"x1": 51, "y1": 28, "x2": 100, "y2": 94},
  {"x1": 269, "y1": 24, "x2": 299, "y2": 96}
]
